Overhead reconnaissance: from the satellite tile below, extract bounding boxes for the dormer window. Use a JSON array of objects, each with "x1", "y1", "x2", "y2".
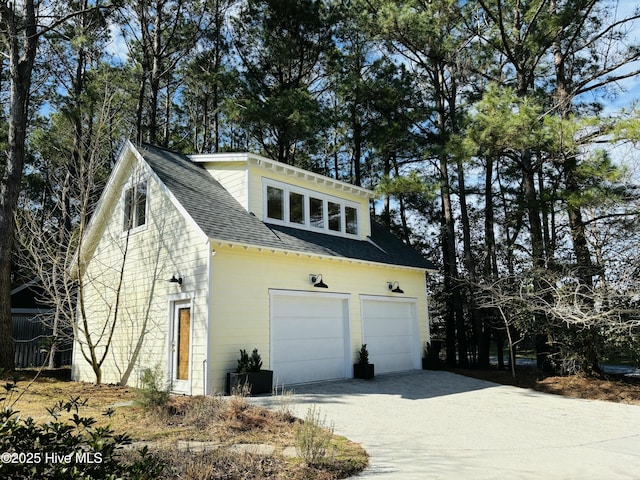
[
  {"x1": 123, "y1": 180, "x2": 148, "y2": 232},
  {"x1": 328, "y1": 201, "x2": 341, "y2": 231},
  {"x1": 346, "y1": 206, "x2": 358, "y2": 235},
  {"x1": 264, "y1": 179, "x2": 359, "y2": 237},
  {"x1": 289, "y1": 191, "x2": 305, "y2": 224},
  {"x1": 266, "y1": 185, "x2": 284, "y2": 221},
  {"x1": 309, "y1": 197, "x2": 324, "y2": 228}
]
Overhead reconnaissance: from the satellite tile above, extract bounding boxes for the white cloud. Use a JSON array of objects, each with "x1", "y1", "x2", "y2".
[{"x1": 105, "y1": 22, "x2": 129, "y2": 65}]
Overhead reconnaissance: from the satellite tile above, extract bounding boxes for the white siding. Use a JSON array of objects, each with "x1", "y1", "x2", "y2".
[
  {"x1": 72, "y1": 155, "x2": 210, "y2": 394},
  {"x1": 208, "y1": 246, "x2": 429, "y2": 392},
  {"x1": 203, "y1": 162, "x2": 248, "y2": 210}
]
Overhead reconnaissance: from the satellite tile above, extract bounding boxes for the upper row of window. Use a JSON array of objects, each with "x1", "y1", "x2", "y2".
[
  {"x1": 121, "y1": 178, "x2": 360, "y2": 238},
  {"x1": 265, "y1": 181, "x2": 359, "y2": 236},
  {"x1": 123, "y1": 181, "x2": 148, "y2": 232}
]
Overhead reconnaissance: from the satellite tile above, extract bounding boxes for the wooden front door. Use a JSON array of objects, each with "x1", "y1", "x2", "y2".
[{"x1": 171, "y1": 301, "x2": 191, "y2": 393}]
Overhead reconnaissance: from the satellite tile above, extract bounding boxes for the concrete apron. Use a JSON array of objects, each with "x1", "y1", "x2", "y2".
[{"x1": 253, "y1": 370, "x2": 640, "y2": 479}]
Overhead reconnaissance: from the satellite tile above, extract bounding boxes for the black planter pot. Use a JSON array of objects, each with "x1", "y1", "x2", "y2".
[
  {"x1": 422, "y1": 340, "x2": 442, "y2": 370},
  {"x1": 422, "y1": 356, "x2": 441, "y2": 370},
  {"x1": 353, "y1": 363, "x2": 375, "y2": 379},
  {"x1": 225, "y1": 370, "x2": 273, "y2": 395}
]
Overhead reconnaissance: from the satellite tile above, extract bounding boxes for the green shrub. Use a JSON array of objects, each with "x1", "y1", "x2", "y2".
[
  {"x1": 295, "y1": 405, "x2": 335, "y2": 465},
  {"x1": 236, "y1": 349, "x2": 250, "y2": 373},
  {"x1": 136, "y1": 367, "x2": 170, "y2": 410},
  {"x1": 357, "y1": 344, "x2": 369, "y2": 365},
  {"x1": 248, "y1": 348, "x2": 263, "y2": 372},
  {"x1": 0, "y1": 388, "x2": 164, "y2": 479}
]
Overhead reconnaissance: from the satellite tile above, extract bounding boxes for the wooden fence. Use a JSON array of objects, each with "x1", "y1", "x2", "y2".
[{"x1": 12, "y1": 310, "x2": 72, "y2": 368}]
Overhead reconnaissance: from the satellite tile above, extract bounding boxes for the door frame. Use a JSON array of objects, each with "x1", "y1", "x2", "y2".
[{"x1": 167, "y1": 293, "x2": 194, "y2": 394}]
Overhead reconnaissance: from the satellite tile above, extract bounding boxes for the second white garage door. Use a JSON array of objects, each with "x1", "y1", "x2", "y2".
[
  {"x1": 361, "y1": 297, "x2": 420, "y2": 374},
  {"x1": 270, "y1": 291, "x2": 350, "y2": 386}
]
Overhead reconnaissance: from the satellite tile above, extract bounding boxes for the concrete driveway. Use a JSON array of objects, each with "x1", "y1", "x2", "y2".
[{"x1": 254, "y1": 370, "x2": 640, "y2": 479}]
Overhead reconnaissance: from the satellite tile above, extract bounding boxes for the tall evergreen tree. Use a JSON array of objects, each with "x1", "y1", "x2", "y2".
[
  {"x1": 368, "y1": 0, "x2": 472, "y2": 366},
  {"x1": 230, "y1": 0, "x2": 336, "y2": 166},
  {"x1": 178, "y1": 0, "x2": 236, "y2": 153},
  {"x1": 474, "y1": 0, "x2": 640, "y2": 372},
  {"x1": 118, "y1": 0, "x2": 206, "y2": 146}
]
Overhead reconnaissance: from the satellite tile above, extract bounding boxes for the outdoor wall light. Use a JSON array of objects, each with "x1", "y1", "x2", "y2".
[
  {"x1": 309, "y1": 274, "x2": 328, "y2": 288},
  {"x1": 169, "y1": 275, "x2": 183, "y2": 286},
  {"x1": 387, "y1": 281, "x2": 404, "y2": 294}
]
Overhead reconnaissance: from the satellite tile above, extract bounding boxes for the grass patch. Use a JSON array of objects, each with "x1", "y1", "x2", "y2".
[{"x1": 1, "y1": 372, "x2": 367, "y2": 479}]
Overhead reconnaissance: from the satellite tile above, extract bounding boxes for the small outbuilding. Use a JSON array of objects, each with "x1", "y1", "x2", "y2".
[{"x1": 72, "y1": 141, "x2": 436, "y2": 394}]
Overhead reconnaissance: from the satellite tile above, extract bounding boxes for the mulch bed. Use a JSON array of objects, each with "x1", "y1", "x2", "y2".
[{"x1": 449, "y1": 365, "x2": 640, "y2": 406}]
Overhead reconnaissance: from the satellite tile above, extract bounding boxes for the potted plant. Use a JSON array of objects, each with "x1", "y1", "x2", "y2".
[
  {"x1": 353, "y1": 344, "x2": 375, "y2": 379},
  {"x1": 422, "y1": 340, "x2": 442, "y2": 370},
  {"x1": 225, "y1": 348, "x2": 274, "y2": 395}
]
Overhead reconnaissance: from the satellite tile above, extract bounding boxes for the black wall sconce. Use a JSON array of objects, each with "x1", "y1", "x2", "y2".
[
  {"x1": 387, "y1": 281, "x2": 404, "y2": 294},
  {"x1": 309, "y1": 274, "x2": 328, "y2": 288},
  {"x1": 169, "y1": 275, "x2": 183, "y2": 286}
]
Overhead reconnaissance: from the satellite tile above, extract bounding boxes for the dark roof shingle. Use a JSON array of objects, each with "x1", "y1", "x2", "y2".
[{"x1": 139, "y1": 144, "x2": 435, "y2": 270}]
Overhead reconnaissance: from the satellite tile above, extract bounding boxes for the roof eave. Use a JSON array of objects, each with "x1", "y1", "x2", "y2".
[
  {"x1": 189, "y1": 152, "x2": 376, "y2": 200},
  {"x1": 70, "y1": 140, "x2": 132, "y2": 278},
  {"x1": 208, "y1": 237, "x2": 430, "y2": 272}
]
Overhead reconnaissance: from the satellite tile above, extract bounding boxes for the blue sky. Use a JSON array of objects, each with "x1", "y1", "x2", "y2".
[{"x1": 599, "y1": 1, "x2": 640, "y2": 112}]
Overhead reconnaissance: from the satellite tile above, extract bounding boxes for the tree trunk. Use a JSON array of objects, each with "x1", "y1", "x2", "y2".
[
  {"x1": 136, "y1": 76, "x2": 146, "y2": 144},
  {"x1": 0, "y1": 0, "x2": 39, "y2": 373},
  {"x1": 552, "y1": 12, "x2": 598, "y2": 372},
  {"x1": 522, "y1": 148, "x2": 554, "y2": 372},
  {"x1": 457, "y1": 152, "x2": 488, "y2": 368},
  {"x1": 0, "y1": 241, "x2": 15, "y2": 373},
  {"x1": 439, "y1": 151, "x2": 468, "y2": 366},
  {"x1": 553, "y1": 30, "x2": 594, "y2": 289},
  {"x1": 351, "y1": 92, "x2": 362, "y2": 186},
  {"x1": 483, "y1": 157, "x2": 499, "y2": 279},
  {"x1": 434, "y1": 63, "x2": 468, "y2": 368}
]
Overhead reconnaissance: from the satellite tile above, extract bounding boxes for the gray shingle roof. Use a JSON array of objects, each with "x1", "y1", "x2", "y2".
[{"x1": 139, "y1": 144, "x2": 435, "y2": 270}]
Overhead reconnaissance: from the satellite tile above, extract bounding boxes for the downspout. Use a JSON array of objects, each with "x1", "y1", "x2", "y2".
[
  {"x1": 425, "y1": 272, "x2": 431, "y2": 345},
  {"x1": 204, "y1": 240, "x2": 215, "y2": 395}
]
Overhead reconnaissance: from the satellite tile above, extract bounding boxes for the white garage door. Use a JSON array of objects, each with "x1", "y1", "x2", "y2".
[
  {"x1": 361, "y1": 297, "x2": 420, "y2": 374},
  {"x1": 270, "y1": 291, "x2": 350, "y2": 386}
]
